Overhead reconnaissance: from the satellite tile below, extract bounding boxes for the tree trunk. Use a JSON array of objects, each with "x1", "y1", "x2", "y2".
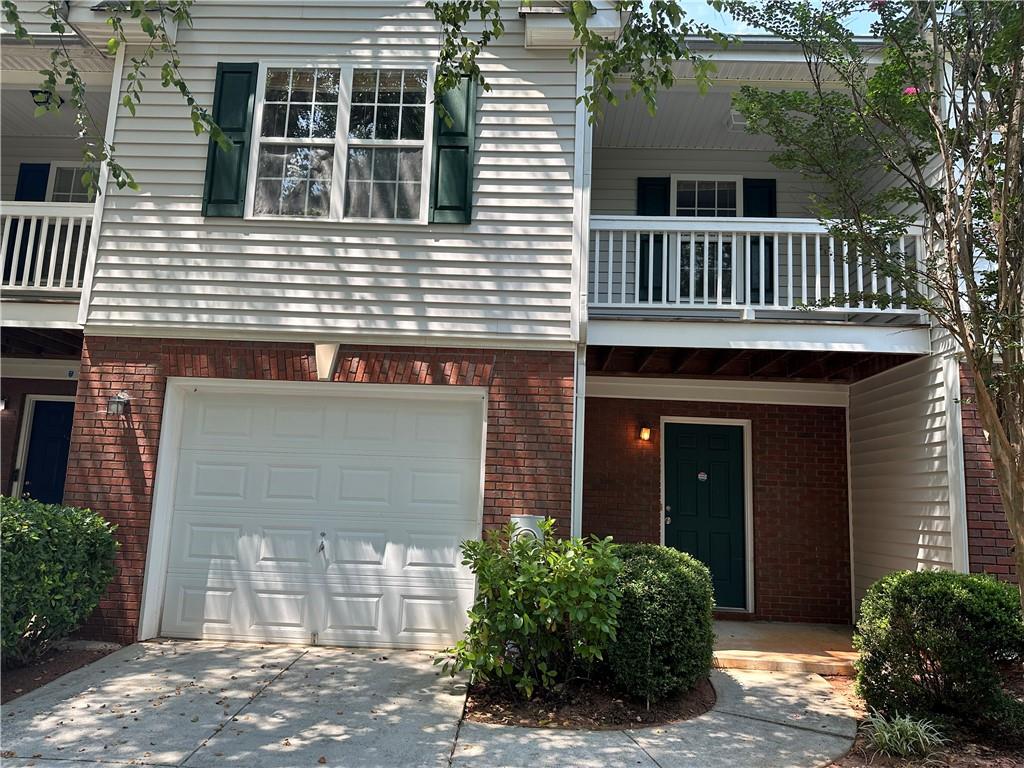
[{"x1": 971, "y1": 370, "x2": 1024, "y2": 613}]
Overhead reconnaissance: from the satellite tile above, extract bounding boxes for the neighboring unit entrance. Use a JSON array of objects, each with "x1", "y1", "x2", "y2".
[
  {"x1": 157, "y1": 385, "x2": 484, "y2": 649},
  {"x1": 16, "y1": 398, "x2": 75, "y2": 504},
  {"x1": 663, "y1": 421, "x2": 747, "y2": 609}
]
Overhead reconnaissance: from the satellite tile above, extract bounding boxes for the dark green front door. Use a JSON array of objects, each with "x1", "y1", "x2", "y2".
[{"x1": 664, "y1": 422, "x2": 747, "y2": 609}]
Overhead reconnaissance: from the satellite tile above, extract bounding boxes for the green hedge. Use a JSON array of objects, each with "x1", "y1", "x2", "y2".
[
  {"x1": 1, "y1": 496, "x2": 118, "y2": 666},
  {"x1": 607, "y1": 543, "x2": 715, "y2": 704},
  {"x1": 855, "y1": 570, "x2": 1024, "y2": 742},
  {"x1": 438, "y1": 520, "x2": 621, "y2": 699}
]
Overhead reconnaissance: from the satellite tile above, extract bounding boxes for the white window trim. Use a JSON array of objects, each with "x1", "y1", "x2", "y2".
[
  {"x1": 670, "y1": 173, "x2": 744, "y2": 218},
  {"x1": 46, "y1": 162, "x2": 95, "y2": 203},
  {"x1": 245, "y1": 61, "x2": 435, "y2": 226},
  {"x1": 659, "y1": 416, "x2": 755, "y2": 615}
]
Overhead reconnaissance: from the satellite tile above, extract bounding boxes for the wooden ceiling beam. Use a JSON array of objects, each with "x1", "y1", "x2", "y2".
[
  {"x1": 788, "y1": 351, "x2": 839, "y2": 379},
  {"x1": 672, "y1": 348, "x2": 703, "y2": 373}
]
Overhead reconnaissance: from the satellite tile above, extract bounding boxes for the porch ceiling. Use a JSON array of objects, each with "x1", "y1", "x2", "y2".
[
  {"x1": 0, "y1": 327, "x2": 83, "y2": 358},
  {"x1": 586, "y1": 345, "x2": 921, "y2": 383}
]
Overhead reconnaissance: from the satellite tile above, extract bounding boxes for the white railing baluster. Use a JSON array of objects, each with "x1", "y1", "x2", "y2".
[
  {"x1": 0, "y1": 217, "x2": 12, "y2": 282},
  {"x1": 32, "y1": 216, "x2": 50, "y2": 288},
  {"x1": 828, "y1": 236, "x2": 836, "y2": 302},
  {"x1": 731, "y1": 233, "x2": 738, "y2": 305},
  {"x1": 745, "y1": 233, "x2": 752, "y2": 306},
  {"x1": 841, "y1": 239, "x2": 849, "y2": 308},
  {"x1": 815, "y1": 235, "x2": 822, "y2": 304},
  {"x1": 688, "y1": 232, "x2": 695, "y2": 304},
  {"x1": 786, "y1": 233, "x2": 793, "y2": 308},
  {"x1": 592, "y1": 229, "x2": 601, "y2": 304},
  {"x1": 21, "y1": 218, "x2": 39, "y2": 287},
  {"x1": 800, "y1": 235, "x2": 807, "y2": 305},
  {"x1": 59, "y1": 216, "x2": 74, "y2": 288},
  {"x1": 660, "y1": 230, "x2": 668, "y2": 305},
  {"x1": 8, "y1": 216, "x2": 26, "y2": 287},
  {"x1": 758, "y1": 232, "x2": 766, "y2": 307},
  {"x1": 647, "y1": 230, "x2": 655, "y2": 303},
  {"x1": 72, "y1": 217, "x2": 89, "y2": 288},
  {"x1": 606, "y1": 229, "x2": 614, "y2": 304},
  {"x1": 891, "y1": 236, "x2": 900, "y2": 307},
  {"x1": 870, "y1": 245, "x2": 878, "y2": 308},
  {"x1": 772, "y1": 234, "x2": 779, "y2": 307},
  {"x1": 633, "y1": 231, "x2": 641, "y2": 304},
  {"x1": 702, "y1": 231, "x2": 710, "y2": 306},
  {"x1": 620, "y1": 231, "x2": 627, "y2": 303},
  {"x1": 716, "y1": 235, "x2": 723, "y2": 305},
  {"x1": 675, "y1": 232, "x2": 682, "y2": 304},
  {"x1": 46, "y1": 217, "x2": 62, "y2": 288}
]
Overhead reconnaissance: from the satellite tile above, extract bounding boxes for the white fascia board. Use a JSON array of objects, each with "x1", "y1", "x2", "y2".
[
  {"x1": 1, "y1": 302, "x2": 82, "y2": 329},
  {"x1": 2, "y1": 357, "x2": 80, "y2": 380},
  {"x1": 586, "y1": 375, "x2": 849, "y2": 407},
  {"x1": 588, "y1": 319, "x2": 932, "y2": 355}
]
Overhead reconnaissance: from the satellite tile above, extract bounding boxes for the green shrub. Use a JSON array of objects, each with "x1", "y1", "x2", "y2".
[
  {"x1": 438, "y1": 520, "x2": 621, "y2": 698},
  {"x1": 1, "y1": 496, "x2": 118, "y2": 666},
  {"x1": 862, "y1": 711, "x2": 947, "y2": 759},
  {"x1": 607, "y1": 544, "x2": 715, "y2": 704},
  {"x1": 854, "y1": 570, "x2": 1023, "y2": 738}
]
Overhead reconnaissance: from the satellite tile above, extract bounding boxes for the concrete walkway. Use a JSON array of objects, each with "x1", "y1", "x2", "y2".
[{"x1": 1, "y1": 640, "x2": 857, "y2": 768}]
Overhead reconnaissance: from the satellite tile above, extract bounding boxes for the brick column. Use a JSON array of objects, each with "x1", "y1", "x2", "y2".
[{"x1": 959, "y1": 365, "x2": 1017, "y2": 583}]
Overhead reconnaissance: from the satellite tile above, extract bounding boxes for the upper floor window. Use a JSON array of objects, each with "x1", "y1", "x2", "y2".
[
  {"x1": 344, "y1": 69, "x2": 427, "y2": 220},
  {"x1": 248, "y1": 65, "x2": 430, "y2": 222},
  {"x1": 672, "y1": 175, "x2": 740, "y2": 217},
  {"x1": 49, "y1": 165, "x2": 96, "y2": 203}
]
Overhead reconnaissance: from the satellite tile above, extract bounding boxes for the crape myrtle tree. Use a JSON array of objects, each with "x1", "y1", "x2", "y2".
[{"x1": 719, "y1": 0, "x2": 1024, "y2": 606}]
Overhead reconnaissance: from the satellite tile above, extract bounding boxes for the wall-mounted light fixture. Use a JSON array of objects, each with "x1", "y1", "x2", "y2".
[
  {"x1": 0, "y1": 397, "x2": 6, "y2": 411},
  {"x1": 639, "y1": 425, "x2": 652, "y2": 442},
  {"x1": 107, "y1": 391, "x2": 130, "y2": 416}
]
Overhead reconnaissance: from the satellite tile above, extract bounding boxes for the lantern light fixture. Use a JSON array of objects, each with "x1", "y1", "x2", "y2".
[
  {"x1": 107, "y1": 391, "x2": 130, "y2": 416},
  {"x1": 639, "y1": 425, "x2": 652, "y2": 442}
]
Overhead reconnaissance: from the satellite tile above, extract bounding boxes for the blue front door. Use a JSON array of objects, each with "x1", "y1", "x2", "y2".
[{"x1": 21, "y1": 400, "x2": 75, "y2": 504}]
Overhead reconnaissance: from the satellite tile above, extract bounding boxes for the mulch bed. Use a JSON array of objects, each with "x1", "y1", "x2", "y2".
[
  {"x1": 464, "y1": 676, "x2": 715, "y2": 730},
  {"x1": 825, "y1": 665, "x2": 1024, "y2": 768},
  {"x1": 2, "y1": 645, "x2": 120, "y2": 704}
]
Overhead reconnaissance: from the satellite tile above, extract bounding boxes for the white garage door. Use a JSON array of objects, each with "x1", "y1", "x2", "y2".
[{"x1": 158, "y1": 386, "x2": 484, "y2": 649}]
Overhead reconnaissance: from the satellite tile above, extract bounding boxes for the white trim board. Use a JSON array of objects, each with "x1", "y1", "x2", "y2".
[
  {"x1": 943, "y1": 354, "x2": 970, "y2": 573},
  {"x1": 586, "y1": 376, "x2": 848, "y2": 407},
  {"x1": 588, "y1": 318, "x2": 932, "y2": 355},
  {"x1": 10, "y1": 394, "x2": 77, "y2": 500},
  {"x1": 138, "y1": 377, "x2": 490, "y2": 641},
  {"x1": 2, "y1": 302, "x2": 82, "y2": 329},
  {"x1": 660, "y1": 416, "x2": 755, "y2": 614},
  {"x1": 2, "y1": 358, "x2": 80, "y2": 381}
]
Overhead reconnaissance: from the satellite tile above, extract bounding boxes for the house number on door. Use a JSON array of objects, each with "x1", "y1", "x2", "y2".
[{"x1": 697, "y1": 471, "x2": 708, "y2": 482}]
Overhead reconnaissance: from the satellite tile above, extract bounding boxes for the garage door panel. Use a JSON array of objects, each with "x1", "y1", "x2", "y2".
[
  {"x1": 162, "y1": 386, "x2": 484, "y2": 649},
  {"x1": 182, "y1": 392, "x2": 482, "y2": 460},
  {"x1": 176, "y1": 452, "x2": 480, "y2": 522}
]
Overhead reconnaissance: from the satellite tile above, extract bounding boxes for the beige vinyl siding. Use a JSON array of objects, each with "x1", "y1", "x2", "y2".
[
  {"x1": 849, "y1": 354, "x2": 959, "y2": 605},
  {"x1": 83, "y1": 2, "x2": 577, "y2": 345},
  {"x1": 591, "y1": 147, "x2": 822, "y2": 217}
]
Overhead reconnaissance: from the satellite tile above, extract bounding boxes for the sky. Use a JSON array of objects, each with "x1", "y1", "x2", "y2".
[{"x1": 679, "y1": 1, "x2": 876, "y2": 36}]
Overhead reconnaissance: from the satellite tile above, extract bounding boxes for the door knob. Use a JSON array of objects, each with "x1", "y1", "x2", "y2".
[{"x1": 665, "y1": 516, "x2": 672, "y2": 525}]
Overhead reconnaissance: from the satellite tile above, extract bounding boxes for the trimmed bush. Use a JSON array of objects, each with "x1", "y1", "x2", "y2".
[
  {"x1": 1, "y1": 496, "x2": 118, "y2": 666},
  {"x1": 607, "y1": 544, "x2": 715, "y2": 704},
  {"x1": 438, "y1": 520, "x2": 621, "y2": 699},
  {"x1": 855, "y1": 570, "x2": 1024, "y2": 740}
]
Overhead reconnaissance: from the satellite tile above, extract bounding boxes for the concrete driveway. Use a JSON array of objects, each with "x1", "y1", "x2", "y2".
[{"x1": 0, "y1": 640, "x2": 467, "y2": 768}]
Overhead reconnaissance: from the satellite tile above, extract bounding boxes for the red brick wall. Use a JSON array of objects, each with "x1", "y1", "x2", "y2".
[
  {"x1": 0, "y1": 377, "x2": 79, "y2": 496},
  {"x1": 959, "y1": 366, "x2": 1017, "y2": 583},
  {"x1": 583, "y1": 397, "x2": 851, "y2": 624},
  {"x1": 64, "y1": 337, "x2": 574, "y2": 643}
]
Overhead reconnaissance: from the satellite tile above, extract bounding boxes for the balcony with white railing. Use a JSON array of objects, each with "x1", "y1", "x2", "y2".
[
  {"x1": 588, "y1": 216, "x2": 924, "y2": 324},
  {"x1": 1, "y1": 202, "x2": 92, "y2": 299}
]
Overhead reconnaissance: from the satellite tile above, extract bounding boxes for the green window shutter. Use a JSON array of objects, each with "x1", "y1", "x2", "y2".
[
  {"x1": 429, "y1": 76, "x2": 476, "y2": 224},
  {"x1": 202, "y1": 62, "x2": 259, "y2": 218}
]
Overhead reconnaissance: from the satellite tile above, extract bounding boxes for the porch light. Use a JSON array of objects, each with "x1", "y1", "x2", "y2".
[
  {"x1": 107, "y1": 391, "x2": 130, "y2": 416},
  {"x1": 639, "y1": 425, "x2": 652, "y2": 442},
  {"x1": 30, "y1": 89, "x2": 63, "y2": 108},
  {"x1": 0, "y1": 398, "x2": 5, "y2": 411}
]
